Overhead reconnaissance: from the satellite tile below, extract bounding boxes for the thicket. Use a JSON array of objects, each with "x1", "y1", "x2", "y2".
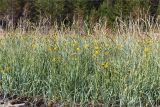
[{"x1": 0, "y1": 0, "x2": 160, "y2": 27}]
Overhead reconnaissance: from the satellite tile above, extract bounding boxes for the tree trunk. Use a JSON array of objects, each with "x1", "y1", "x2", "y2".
[
  {"x1": 149, "y1": 0, "x2": 159, "y2": 22},
  {"x1": 89, "y1": 0, "x2": 104, "y2": 10},
  {"x1": 108, "y1": 0, "x2": 115, "y2": 8}
]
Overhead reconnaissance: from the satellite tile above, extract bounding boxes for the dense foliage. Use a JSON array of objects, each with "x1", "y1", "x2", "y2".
[
  {"x1": 1, "y1": 29, "x2": 160, "y2": 106},
  {"x1": 0, "y1": 0, "x2": 160, "y2": 27}
]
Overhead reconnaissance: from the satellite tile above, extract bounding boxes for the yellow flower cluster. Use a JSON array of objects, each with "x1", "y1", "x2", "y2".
[
  {"x1": 93, "y1": 44, "x2": 100, "y2": 58},
  {"x1": 72, "y1": 41, "x2": 78, "y2": 48},
  {"x1": 52, "y1": 57, "x2": 61, "y2": 63},
  {"x1": 71, "y1": 40, "x2": 81, "y2": 53},
  {"x1": 101, "y1": 62, "x2": 109, "y2": 69},
  {"x1": 47, "y1": 45, "x2": 58, "y2": 52},
  {"x1": 143, "y1": 47, "x2": 150, "y2": 57}
]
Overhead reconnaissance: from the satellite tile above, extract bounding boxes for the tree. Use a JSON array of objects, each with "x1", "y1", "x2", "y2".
[
  {"x1": 22, "y1": 0, "x2": 38, "y2": 22},
  {"x1": 108, "y1": 0, "x2": 115, "y2": 7},
  {"x1": 149, "y1": 0, "x2": 160, "y2": 22},
  {"x1": 8, "y1": 0, "x2": 21, "y2": 28},
  {"x1": 56, "y1": 0, "x2": 74, "y2": 28}
]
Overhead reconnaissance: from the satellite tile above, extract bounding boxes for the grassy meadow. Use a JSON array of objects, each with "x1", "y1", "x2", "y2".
[{"x1": 0, "y1": 20, "x2": 160, "y2": 106}]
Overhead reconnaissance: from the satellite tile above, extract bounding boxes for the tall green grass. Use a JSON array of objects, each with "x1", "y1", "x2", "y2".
[
  {"x1": 0, "y1": 32, "x2": 160, "y2": 106},
  {"x1": 0, "y1": 18, "x2": 160, "y2": 106}
]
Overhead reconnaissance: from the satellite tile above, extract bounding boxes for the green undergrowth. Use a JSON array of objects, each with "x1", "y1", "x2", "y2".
[{"x1": 0, "y1": 34, "x2": 160, "y2": 106}]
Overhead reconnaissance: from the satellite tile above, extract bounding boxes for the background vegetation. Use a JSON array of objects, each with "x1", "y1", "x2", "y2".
[{"x1": 0, "y1": 0, "x2": 160, "y2": 28}]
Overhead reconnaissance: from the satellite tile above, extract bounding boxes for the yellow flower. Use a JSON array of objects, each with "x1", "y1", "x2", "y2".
[
  {"x1": 94, "y1": 46, "x2": 99, "y2": 50},
  {"x1": 143, "y1": 47, "x2": 150, "y2": 57},
  {"x1": 95, "y1": 50, "x2": 99, "y2": 55},
  {"x1": 92, "y1": 50, "x2": 100, "y2": 58},
  {"x1": 72, "y1": 41, "x2": 78, "y2": 47},
  {"x1": 104, "y1": 51, "x2": 109, "y2": 55},
  {"x1": 76, "y1": 48, "x2": 80, "y2": 52},
  {"x1": 52, "y1": 57, "x2": 61, "y2": 63},
  {"x1": 144, "y1": 47, "x2": 149, "y2": 54},
  {"x1": 83, "y1": 44, "x2": 89, "y2": 49},
  {"x1": 47, "y1": 47, "x2": 53, "y2": 52},
  {"x1": 101, "y1": 62, "x2": 109, "y2": 69},
  {"x1": 31, "y1": 44, "x2": 36, "y2": 49}
]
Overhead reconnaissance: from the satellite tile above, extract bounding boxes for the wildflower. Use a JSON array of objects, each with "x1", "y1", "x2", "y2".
[
  {"x1": 144, "y1": 47, "x2": 149, "y2": 53},
  {"x1": 31, "y1": 43, "x2": 36, "y2": 49},
  {"x1": 94, "y1": 46, "x2": 99, "y2": 50},
  {"x1": 52, "y1": 57, "x2": 61, "y2": 63},
  {"x1": 76, "y1": 48, "x2": 80, "y2": 52},
  {"x1": 101, "y1": 62, "x2": 109, "y2": 69},
  {"x1": 47, "y1": 47, "x2": 53, "y2": 52},
  {"x1": 143, "y1": 47, "x2": 150, "y2": 57},
  {"x1": 95, "y1": 50, "x2": 99, "y2": 55},
  {"x1": 104, "y1": 51, "x2": 109, "y2": 55},
  {"x1": 72, "y1": 41, "x2": 78, "y2": 48},
  {"x1": 92, "y1": 50, "x2": 100, "y2": 58},
  {"x1": 83, "y1": 44, "x2": 89, "y2": 49}
]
